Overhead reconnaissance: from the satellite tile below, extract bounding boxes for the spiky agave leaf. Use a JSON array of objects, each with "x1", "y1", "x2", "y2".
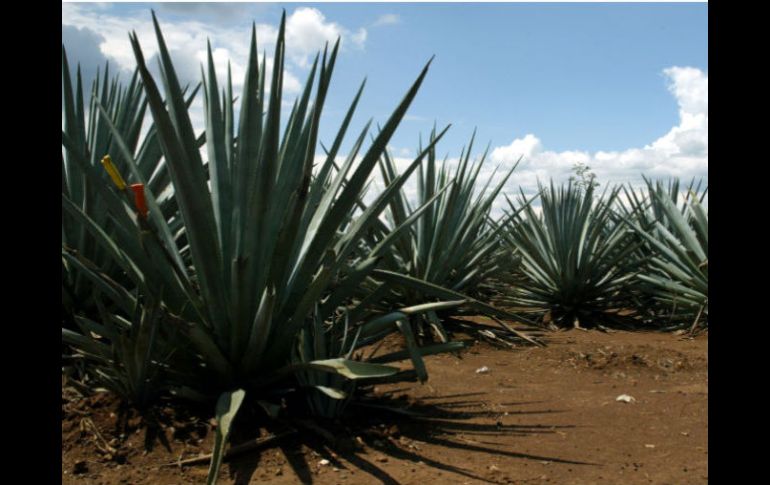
[
  {"x1": 61, "y1": 289, "x2": 171, "y2": 409},
  {"x1": 616, "y1": 177, "x2": 708, "y2": 234}
]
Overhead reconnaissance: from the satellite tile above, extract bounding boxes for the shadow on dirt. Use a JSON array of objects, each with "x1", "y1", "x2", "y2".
[{"x1": 226, "y1": 393, "x2": 597, "y2": 484}]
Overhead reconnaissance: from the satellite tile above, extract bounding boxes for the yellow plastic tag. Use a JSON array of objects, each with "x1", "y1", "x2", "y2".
[{"x1": 100, "y1": 155, "x2": 127, "y2": 190}]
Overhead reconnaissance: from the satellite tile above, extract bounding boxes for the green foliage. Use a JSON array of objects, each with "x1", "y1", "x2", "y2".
[
  {"x1": 625, "y1": 180, "x2": 708, "y2": 327},
  {"x1": 367, "y1": 128, "x2": 529, "y2": 340},
  {"x1": 380, "y1": 128, "x2": 521, "y2": 294},
  {"x1": 61, "y1": 47, "x2": 183, "y2": 321},
  {"x1": 503, "y1": 182, "x2": 641, "y2": 328},
  {"x1": 207, "y1": 390, "x2": 245, "y2": 485},
  {"x1": 62, "y1": 12, "x2": 466, "y2": 419}
]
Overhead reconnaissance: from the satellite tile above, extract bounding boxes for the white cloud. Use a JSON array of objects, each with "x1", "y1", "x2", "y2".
[
  {"x1": 62, "y1": 3, "x2": 369, "y2": 156},
  {"x1": 663, "y1": 66, "x2": 708, "y2": 116},
  {"x1": 350, "y1": 28, "x2": 368, "y2": 49},
  {"x1": 373, "y1": 14, "x2": 401, "y2": 27},
  {"x1": 62, "y1": 4, "x2": 367, "y2": 95},
  {"x1": 61, "y1": 25, "x2": 120, "y2": 84},
  {"x1": 649, "y1": 67, "x2": 708, "y2": 158},
  {"x1": 490, "y1": 133, "x2": 542, "y2": 161},
  {"x1": 488, "y1": 66, "x2": 708, "y2": 216},
  {"x1": 285, "y1": 7, "x2": 367, "y2": 67}
]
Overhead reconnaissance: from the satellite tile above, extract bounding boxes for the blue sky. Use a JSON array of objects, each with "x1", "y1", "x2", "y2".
[{"x1": 62, "y1": 2, "x2": 708, "y2": 210}]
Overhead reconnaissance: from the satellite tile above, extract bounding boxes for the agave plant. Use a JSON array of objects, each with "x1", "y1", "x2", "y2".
[
  {"x1": 625, "y1": 182, "x2": 708, "y2": 329},
  {"x1": 380, "y1": 129, "x2": 521, "y2": 293},
  {"x1": 63, "y1": 7, "x2": 474, "y2": 418},
  {"x1": 502, "y1": 181, "x2": 641, "y2": 328},
  {"x1": 293, "y1": 299, "x2": 466, "y2": 418},
  {"x1": 62, "y1": 15, "x2": 478, "y2": 482},
  {"x1": 61, "y1": 289, "x2": 172, "y2": 409},
  {"x1": 61, "y1": 47, "x2": 199, "y2": 325},
  {"x1": 615, "y1": 177, "x2": 707, "y2": 250},
  {"x1": 356, "y1": 128, "x2": 532, "y2": 342},
  {"x1": 614, "y1": 178, "x2": 708, "y2": 325}
]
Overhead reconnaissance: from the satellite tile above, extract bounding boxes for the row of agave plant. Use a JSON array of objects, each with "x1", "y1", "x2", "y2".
[
  {"x1": 61, "y1": 13, "x2": 707, "y2": 484},
  {"x1": 498, "y1": 178, "x2": 707, "y2": 330}
]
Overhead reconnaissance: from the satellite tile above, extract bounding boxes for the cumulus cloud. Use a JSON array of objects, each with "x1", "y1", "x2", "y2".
[
  {"x1": 62, "y1": 3, "x2": 369, "y2": 149},
  {"x1": 61, "y1": 24, "x2": 108, "y2": 69},
  {"x1": 488, "y1": 66, "x2": 708, "y2": 214},
  {"x1": 490, "y1": 134, "x2": 542, "y2": 161},
  {"x1": 285, "y1": 8, "x2": 367, "y2": 67},
  {"x1": 61, "y1": 25, "x2": 130, "y2": 86},
  {"x1": 62, "y1": 4, "x2": 367, "y2": 95}
]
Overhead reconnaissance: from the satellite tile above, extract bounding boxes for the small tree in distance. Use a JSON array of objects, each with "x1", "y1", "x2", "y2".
[{"x1": 569, "y1": 161, "x2": 600, "y2": 193}]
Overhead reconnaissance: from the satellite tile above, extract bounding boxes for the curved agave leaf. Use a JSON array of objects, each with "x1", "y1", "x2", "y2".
[{"x1": 207, "y1": 389, "x2": 246, "y2": 485}]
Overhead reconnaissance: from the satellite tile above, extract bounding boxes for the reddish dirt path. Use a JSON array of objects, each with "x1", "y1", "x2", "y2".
[{"x1": 63, "y1": 325, "x2": 707, "y2": 484}]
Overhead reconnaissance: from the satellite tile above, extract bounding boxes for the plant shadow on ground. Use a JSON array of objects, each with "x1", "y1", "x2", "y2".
[
  {"x1": 63, "y1": 390, "x2": 215, "y2": 460},
  {"x1": 496, "y1": 309, "x2": 665, "y2": 333},
  {"x1": 225, "y1": 392, "x2": 597, "y2": 484}
]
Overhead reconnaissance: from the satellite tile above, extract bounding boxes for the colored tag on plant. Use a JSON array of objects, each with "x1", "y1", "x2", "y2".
[
  {"x1": 130, "y1": 183, "x2": 148, "y2": 219},
  {"x1": 100, "y1": 155, "x2": 127, "y2": 190}
]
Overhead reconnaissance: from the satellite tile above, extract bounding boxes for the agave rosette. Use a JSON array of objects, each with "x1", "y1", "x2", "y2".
[
  {"x1": 62, "y1": 11, "x2": 471, "y2": 410},
  {"x1": 356, "y1": 128, "x2": 532, "y2": 339},
  {"x1": 502, "y1": 182, "x2": 641, "y2": 328}
]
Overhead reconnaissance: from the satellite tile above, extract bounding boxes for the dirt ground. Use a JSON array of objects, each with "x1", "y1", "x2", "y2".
[{"x1": 62, "y1": 319, "x2": 708, "y2": 485}]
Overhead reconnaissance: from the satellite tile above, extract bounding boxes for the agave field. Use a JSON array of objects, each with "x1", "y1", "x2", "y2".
[{"x1": 62, "y1": 13, "x2": 708, "y2": 485}]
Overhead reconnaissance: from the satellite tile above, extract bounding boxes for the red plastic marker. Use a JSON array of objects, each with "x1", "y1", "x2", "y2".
[{"x1": 130, "y1": 183, "x2": 148, "y2": 219}]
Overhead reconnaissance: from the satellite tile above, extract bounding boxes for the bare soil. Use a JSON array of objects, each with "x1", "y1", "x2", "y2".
[{"x1": 62, "y1": 320, "x2": 707, "y2": 484}]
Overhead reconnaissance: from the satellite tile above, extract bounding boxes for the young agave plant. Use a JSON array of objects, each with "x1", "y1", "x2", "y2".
[
  {"x1": 503, "y1": 182, "x2": 641, "y2": 328},
  {"x1": 62, "y1": 291, "x2": 171, "y2": 409},
  {"x1": 62, "y1": 51, "x2": 143, "y2": 318},
  {"x1": 625, "y1": 182, "x2": 708, "y2": 329},
  {"x1": 293, "y1": 300, "x2": 467, "y2": 418},
  {"x1": 361, "y1": 128, "x2": 530, "y2": 342}
]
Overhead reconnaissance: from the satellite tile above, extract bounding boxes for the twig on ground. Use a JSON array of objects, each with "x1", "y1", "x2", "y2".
[
  {"x1": 160, "y1": 429, "x2": 297, "y2": 468},
  {"x1": 491, "y1": 316, "x2": 547, "y2": 346},
  {"x1": 688, "y1": 304, "x2": 706, "y2": 336},
  {"x1": 80, "y1": 417, "x2": 118, "y2": 456}
]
